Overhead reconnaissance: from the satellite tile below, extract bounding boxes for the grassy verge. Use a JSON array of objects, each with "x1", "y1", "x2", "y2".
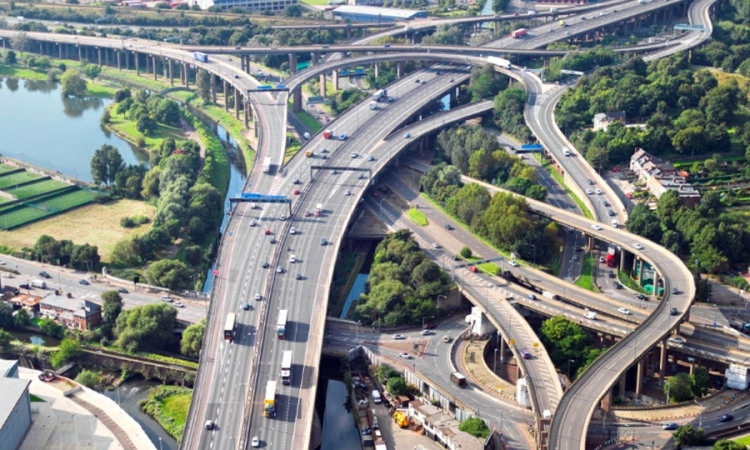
[
  {"x1": 84, "y1": 343, "x2": 198, "y2": 369},
  {"x1": 534, "y1": 153, "x2": 594, "y2": 220},
  {"x1": 618, "y1": 270, "x2": 649, "y2": 295},
  {"x1": 285, "y1": 133, "x2": 302, "y2": 164},
  {"x1": 107, "y1": 107, "x2": 186, "y2": 151},
  {"x1": 187, "y1": 111, "x2": 231, "y2": 196},
  {"x1": 139, "y1": 385, "x2": 192, "y2": 443},
  {"x1": 294, "y1": 109, "x2": 323, "y2": 133},
  {"x1": 574, "y1": 253, "x2": 600, "y2": 293},
  {"x1": 407, "y1": 207, "x2": 428, "y2": 226}
]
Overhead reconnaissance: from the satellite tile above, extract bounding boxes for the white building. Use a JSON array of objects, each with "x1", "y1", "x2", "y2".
[
  {"x1": 190, "y1": 0, "x2": 296, "y2": 11},
  {"x1": 408, "y1": 401, "x2": 484, "y2": 450}
]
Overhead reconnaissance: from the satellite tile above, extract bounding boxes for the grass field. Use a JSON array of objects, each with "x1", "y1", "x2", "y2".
[
  {"x1": 407, "y1": 207, "x2": 429, "y2": 226},
  {"x1": 732, "y1": 435, "x2": 750, "y2": 446},
  {"x1": 107, "y1": 109, "x2": 186, "y2": 150},
  {"x1": 0, "y1": 65, "x2": 48, "y2": 80},
  {"x1": 36, "y1": 190, "x2": 98, "y2": 210},
  {"x1": 139, "y1": 385, "x2": 192, "y2": 443},
  {"x1": 5, "y1": 179, "x2": 69, "y2": 199},
  {"x1": 0, "y1": 199, "x2": 154, "y2": 260},
  {"x1": 294, "y1": 109, "x2": 324, "y2": 133},
  {"x1": 574, "y1": 253, "x2": 600, "y2": 293},
  {"x1": 299, "y1": 0, "x2": 332, "y2": 6},
  {"x1": 0, "y1": 165, "x2": 19, "y2": 175},
  {"x1": 0, "y1": 171, "x2": 43, "y2": 189},
  {"x1": 0, "y1": 208, "x2": 52, "y2": 229}
]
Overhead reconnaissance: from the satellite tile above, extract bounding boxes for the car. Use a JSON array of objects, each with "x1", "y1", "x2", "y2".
[
  {"x1": 293, "y1": 189, "x2": 300, "y2": 195},
  {"x1": 290, "y1": 255, "x2": 297, "y2": 263},
  {"x1": 564, "y1": 31, "x2": 570, "y2": 36},
  {"x1": 595, "y1": 189, "x2": 603, "y2": 195},
  {"x1": 613, "y1": 282, "x2": 621, "y2": 289},
  {"x1": 234, "y1": 74, "x2": 239, "y2": 79},
  {"x1": 321, "y1": 148, "x2": 328, "y2": 154},
  {"x1": 361, "y1": 425, "x2": 372, "y2": 434},
  {"x1": 173, "y1": 302, "x2": 185, "y2": 308},
  {"x1": 279, "y1": 215, "x2": 287, "y2": 221},
  {"x1": 39, "y1": 271, "x2": 51, "y2": 278},
  {"x1": 254, "y1": 293, "x2": 262, "y2": 301},
  {"x1": 393, "y1": 334, "x2": 406, "y2": 340},
  {"x1": 332, "y1": 170, "x2": 339, "y2": 175},
  {"x1": 0, "y1": 260, "x2": 5, "y2": 265},
  {"x1": 293, "y1": 178, "x2": 301, "y2": 185},
  {"x1": 603, "y1": 201, "x2": 611, "y2": 207},
  {"x1": 608, "y1": 210, "x2": 616, "y2": 217},
  {"x1": 431, "y1": 242, "x2": 441, "y2": 249},
  {"x1": 509, "y1": 261, "x2": 519, "y2": 267},
  {"x1": 633, "y1": 243, "x2": 644, "y2": 250},
  {"x1": 290, "y1": 227, "x2": 296, "y2": 235},
  {"x1": 78, "y1": 279, "x2": 89, "y2": 285},
  {"x1": 442, "y1": 336, "x2": 452, "y2": 343},
  {"x1": 345, "y1": 190, "x2": 351, "y2": 196},
  {"x1": 608, "y1": 271, "x2": 615, "y2": 278},
  {"x1": 19, "y1": 283, "x2": 29, "y2": 290},
  {"x1": 469, "y1": 266, "x2": 477, "y2": 273},
  {"x1": 404, "y1": 133, "x2": 411, "y2": 139},
  {"x1": 720, "y1": 414, "x2": 734, "y2": 423},
  {"x1": 251, "y1": 436, "x2": 260, "y2": 448},
  {"x1": 527, "y1": 294, "x2": 537, "y2": 300},
  {"x1": 587, "y1": 179, "x2": 594, "y2": 185},
  {"x1": 444, "y1": 224, "x2": 453, "y2": 230},
  {"x1": 572, "y1": 255, "x2": 579, "y2": 261},
  {"x1": 586, "y1": 189, "x2": 594, "y2": 195},
  {"x1": 249, "y1": 220, "x2": 256, "y2": 227},
  {"x1": 340, "y1": 133, "x2": 347, "y2": 140},
  {"x1": 351, "y1": 153, "x2": 358, "y2": 158},
  {"x1": 662, "y1": 423, "x2": 678, "y2": 430},
  {"x1": 270, "y1": 237, "x2": 277, "y2": 244},
  {"x1": 670, "y1": 307, "x2": 678, "y2": 315},
  {"x1": 421, "y1": 80, "x2": 427, "y2": 85},
  {"x1": 205, "y1": 420, "x2": 215, "y2": 430},
  {"x1": 296, "y1": 273, "x2": 303, "y2": 280},
  {"x1": 599, "y1": 257, "x2": 605, "y2": 263},
  {"x1": 581, "y1": 16, "x2": 586, "y2": 20},
  {"x1": 415, "y1": 79, "x2": 420, "y2": 84},
  {"x1": 161, "y1": 295, "x2": 173, "y2": 302},
  {"x1": 672, "y1": 287, "x2": 679, "y2": 295},
  {"x1": 358, "y1": 173, "x2": 365, "y2": 180},
  {"x1": 618, "y1": 307, "x2": 631, "y2": 315},
  {"x1": 521, "y1": 349, "x2": 531, "y2": 359},
  {"x1": 243, "y1": 303, "x2": 251, "y2": 310},
  {"x1": 277, "y1": 266, "x2": 284, "y2": 273},
  {"x1": 591, "y1": 224, "x2": 602, "y2": 231},
  {"x1": 304, "y1": 211, "x2": 312, "y2": 217},
  {"x1": 421, "y1": 329, "x2": 434, "y2": 336},
  {"x1": 264, "y1": 229, "x2": 271, "y2": 235},
  {"x1": 637, "y1": 294, "x2": 647, "y2": 301},
  {"x1": 449, "y1": 78, "x2": 454, "y2": 82},
  {"x1": 367, "y1": 155, "x2": 375, "y2": 161},
  {"x1": 399, "y1": 352, "x2": 412, "y2": 359},
  {"x1": 262, "y1": 261, "x2": 269, "y2": 269},
  {"x1": 321, "y1": 238, "x2": 327, "y2": 246}
]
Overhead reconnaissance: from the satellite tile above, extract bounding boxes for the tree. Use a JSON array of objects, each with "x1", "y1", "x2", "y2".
[
  {"x1": 101, "y1": 290, "x2": 123, "y2": 333},
  {"x1": 0, "y1": 329, "x2": 12, "y2": 350},
  {"x1": 459, "y1": 417, "x2": 490, "y2": 439},
  {"x1": 90, "y1": 144, "x2": 125, "y2": 186},
  {"x1": 664, "y1": 373, "x2": 694, "y2": 402},
  {"x1": 11, "y1": 32, "x2": 29, "y2": 54},
  {"x1": 690, "y1": 367, "x2": 711, "y2": 398},
  {"x1": 13, "y1": 309, "x2": 30, "y2": 327},
  {"x1": 136, "y1": 115, "x2": 157, "y2": 136},
  {"x1": 196, "y1": 70, "x2": 212, "y2": 104},
  {"x1": 712, "y1": 440, "x2": 746, "y2": 450},
  {"x1": 181, "y1": 318, "x2": 205, "y2": 357},
  {"x1": 673, "y1": 424, "x2": 707, "y2": 447},
  {"x1": 114, "y1": 88, "x2": 132, "y2": 103},
  {"x1": 50, "y1": 338, "x2": 82, "y2": 369},
  {"x1": 3, "y1": 50, "x2": 17, "y2": 65},
  {"x1": 282, "y1": 4, "x2": 302, "y2": 16},
  {"x1": 626, "y1": 204, "x2": 663, "y2": 243},
  {"x1": 460, "y1": 247, "x2": 472, "y2": 259},
  {"x1": 38, "y1": 318, "x2": 64, "y2": 339},
  {"x1": 60, "y1": 69, "x2": 87, "y2": 97},
  {"x1": 387, "y1": 376, "x2": 408, "y2": 396},
  {"x1": 374, "y1": 364, "x2": 400, "y2": 384},
  {"x1": 115, "y1": 303, "x2": 177, "y2": 353},
  {"x1": 82, "y1": 63, "x2": 102, "y2": 80},
  {"x1": 492, "y1": 0, "x2": 509, "y2": 13},
  {"x1": 144, "y1": 259, "x2": 192, "y2": 290}
]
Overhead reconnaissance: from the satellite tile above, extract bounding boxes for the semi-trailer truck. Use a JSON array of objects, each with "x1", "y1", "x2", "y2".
[
  {"x1": 487, "y1": 56, "x2": 511, "y2": 70},
  {"x1": 512, "y1": 28, "x2": 527, "y2": 38},
  {"x1": 542, "y1": 291, "x2": 558, "y2": 300},
  {"x1": 193, "y1": 52, "x2": 209, "y2": 63},
  {"x1": 224, "y1": 312, "x2": 237, "y2": 341},
  {"x1": 277, "y1": 310, "x2": 288, "y2": 340},
  {"x1": 262, "y1": 157, "x2": 271, "y2": 173},
  {"x1": 264, "y1": 381, "x2": 277, "y2": 418},
  {"x1": 315, "y1": 203, "x2": 323, "y2": 216},
  {"x1": 372, "y1": 89, "x2": 387, "y2": 101},
  {"x1": 323, "y1": 130, "x2": 333, "y2": 139},
  {"x1": 280, "y1": 350, "x2": 292, "y2": 385}
]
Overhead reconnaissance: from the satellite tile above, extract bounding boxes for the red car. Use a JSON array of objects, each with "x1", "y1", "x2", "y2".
[
  {"x1": 469, "y1": 266, "x2": 477, "y2": 273},
  {"x1": 304, "y1": 211, "x2": 311, "y2": 217},
  {"x1": 611, "y1": 167, "x2": 621, "y2": 173},
  {"x1": 264, "y1": 229, "x2": 271, "y2": 235},
  {"x1": 293, "y1": 189, "x2": 300, "y2": 195},
  {"x1": 626, "y1": 192, "x2": 634, "y2": 199}
]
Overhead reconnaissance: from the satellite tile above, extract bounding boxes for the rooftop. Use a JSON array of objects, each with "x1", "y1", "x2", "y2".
[
  {"x1": 0, "y1": 378, "x2": 30, "y2": 430},
  {"x1": 333, "y1": 5, "x2": 425, "y2": 19},
  {"x1": 0, "y1": 359, "x2": 18, "y2": 378},
  {"x1": 40, "y1": 296, "x2": 100, "y2": 318}
]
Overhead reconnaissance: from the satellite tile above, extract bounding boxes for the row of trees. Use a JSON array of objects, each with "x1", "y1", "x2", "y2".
[
  {"x1": 352, "y1": 230, "x2": 453, "y2": 327},
  {"x1": 435, "y1": 126, "x2": 547, "y2": 200},
  {"x1": 626, "y1": 189, "x2": 750, "y2": 273},
  {"x1": 557, "y1": 53, "x2": 746, "y2": 167},
  {"x1": 421, "y1": 164, "x2": 556, "y2": 264},
  {"x1": 694, "y1": 0, "x2": 750, "y2": 75},
  {"x1": 539, "y1": 316, "x2": 605, "y2": 379},
  {"x1": 26, "y1": 234, "x2": 101, "y2": 271},
  {"x1": 543, "y1": 47, "x2": 618, "y2": 82}
]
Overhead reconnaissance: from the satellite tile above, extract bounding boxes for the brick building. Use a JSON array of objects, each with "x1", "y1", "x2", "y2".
[{"x1": 39, "y1": 296, "x2": 101, "y2": 331}]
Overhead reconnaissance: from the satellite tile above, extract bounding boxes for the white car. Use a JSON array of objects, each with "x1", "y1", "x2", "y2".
[
  {"x1": 431, "y1": 242, "x2": 441, "y2": 249},
  {"x1": 0, "y1": 260, "x2": 5, "y2": 265},
  {"x1": 595, "y1": 189, "x2": 602, "y2": 195},
  {"x1": 290, "y1": 255, "x2": 297, "y2": 263},
  {"x1": 351, "y1": 153, "x2": 358, "y2": 158},
  {"x1": 398, "y1": 352, "x2": 412, "y2": 359},
  {"x1": 251, "y1": 436, "x2": 260, "y2": 448},
  {"x1": 255, "y1": 293, "x2": 262, "y2": 300},
  {"x1": 279, "y1": 215, "x2": 287, "y2": 221},
  {"x1": 668, "y1": 336, "x2": 685, "y2": 346},
  {"x1": 277, "y1": 266, "x2": 284, "y2": 273},
  {"x1": 509, "y1": 261, "x2": 519, "y2": 267},
  {"x1": 173, "y1": 302, "x2": 184, "y2": 308},
  {"x1": 586, "y1": 189, "x2": 594, "y2": 195},
  {"x1": 2, "y1": 273, "x2": 12, "y2": 278},
  {"x1": 290, "y1": 227, "x2": 296, "y2": 235},
  {"x1": 393, "y1": 334, "x2": 406, "y2": 340},
  {"x1": 633, "y1": 243, "x2": 644, "y2": 250},
  {"x1": 421, "y1": 329, "x2": 434, "y2": 336},
  {"x1": 249, "y1": 220, "x2": 256, "y2": 227},
  {"x1": 591, "y1": 224, "x2": 602, "y2": 231},
  {"x1": 618, "y1": 307, "x2": 631, "y2": 315}
]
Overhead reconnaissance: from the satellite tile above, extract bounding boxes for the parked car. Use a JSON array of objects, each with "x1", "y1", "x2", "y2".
[{"x1": 393, "y1": 334, "x2": 406, "y2": 340}]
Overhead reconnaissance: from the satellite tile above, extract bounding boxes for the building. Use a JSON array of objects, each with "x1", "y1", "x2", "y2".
[
  {"x1": 408, "y1": 401, "x2": 483, "y2": 450},
  {"x1": 0, "y1": 359, "x2": 31, "y2": 450},
  {"x1": 8, "y1": 294, "x2": 42, "y2": 316},
  {"x1": 593, "y1": 111, "x2": 626, "y2": 131},
  {"x1": 190, "y1": 0, "x2": 297, "y2": 12},
  {"x1": 630, "y1": 148, "x2": 701, "y2": 206},
  {"x1": 329, "y1": 5, "x2": 427, "y2": 22},
  {"x1": 39, "y1": 297, "x2": 101, "y2": 331}
]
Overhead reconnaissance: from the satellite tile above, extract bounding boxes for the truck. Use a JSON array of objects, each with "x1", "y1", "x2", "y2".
[
  {"x1": 323, "y1": 130, "x2": 333, "y2": 139},
  {"x1": 31, "y1": 279, "x2": 47, "y2": 289},
  {"x1": 305, "y1": 149, "x2": 315, "y2": 158},
  {"x1": 369, "y1": 101, "x2": 379, "y2": 110},
  {"x1": 372, "y1": 89, "x2": 387, "y2": 101},
  {"x1": 264, "y1": 381, "x2": 277, "y2": 418},
  {"x1": 487, "y1": 56, "x2": 511, "y2": 70},
  {"x1": 550, "y1": 7, "x2": 558, "y2": 13},
  {"x1": 315, "y1": 203, "x2": 323, "y2": 217},
  {"x1": 606, "y1": 244, "x2": 618, "y2": 268},
  {"x1": 280, "y1": 350, "x2": 293, "y2": 385},
  {"x1": 262, "y1": 157, "x2": 272, "y2": 173},
  {"x1": 193, "y1": 52, "x2": 209, "y2": 63},
  {"x1": 559, "y1": 20, "x2": 567, "y2": 27},
  {"x1": 512, "y1": 28, "x2": 527, "y2": 38},
  {"x1": 277, "y1": 309, "x2": 288, "y2": 340},
  {"x1": 542, "y1": 291, "x2": 558, "y2": 300},
  {"x1": 224, "y1": 312, "x2": 237, "y2": 341}
]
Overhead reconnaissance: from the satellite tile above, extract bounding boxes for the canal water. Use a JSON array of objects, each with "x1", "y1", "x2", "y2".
[
  {"x1": 316, "y1": 355, "x2": 361, "y2": 450},
  {"x1": 0, "y1": 77, "x2": 148, "y2": 182}
]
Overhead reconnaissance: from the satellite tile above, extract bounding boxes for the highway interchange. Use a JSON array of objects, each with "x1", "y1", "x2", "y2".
[{"x1": 1, "y1": 0, "x2": 736, "y2": 448}]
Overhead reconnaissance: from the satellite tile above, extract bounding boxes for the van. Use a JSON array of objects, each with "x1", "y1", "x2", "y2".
[
  {"x1": 584, "y1": 311, "x2": 597, "y2": 320},
  {"x1": 372, "y1": 390, "x2": 382, "y2": 404},
  {"x1": 562, "y1": 147, "x2": 571, "y2": 156},
  {"x1": 205, "y1": 420, "x2": 214, "y2": 430},
  {"x1": 611, "y1": 220, "x2": 619, "y2": 228},
  {"x1": 450, "y1": 372, "x2": 467, "y2": 387}
]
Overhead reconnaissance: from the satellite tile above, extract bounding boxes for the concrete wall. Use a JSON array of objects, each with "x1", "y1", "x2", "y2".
[{"x1": 0, "y1": 383, "x2": 31, "y2": 450}]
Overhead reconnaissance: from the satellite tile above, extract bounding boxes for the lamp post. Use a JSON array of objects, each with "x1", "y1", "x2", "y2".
[
  {"x1": 436, "y1": 295, "x2": 446, "y2": 319},
  {"x1": 494, "y1": 348, "x2": 498, "y2": 373},
  {"x1": 158, "y1": 437, "x2": 163, "y2": 450},
  {"x1": 567, "y1": 359, "x2": 575, "y2": 379}
]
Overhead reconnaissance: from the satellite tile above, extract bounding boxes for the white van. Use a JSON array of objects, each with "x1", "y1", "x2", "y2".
[
  {"x1": 562, "y1": 147, "x2": 571, "y2": 156},
  {"x1": 372, "y1": 390, "x2": 382, "y2": 404},
  {"x1": 584, "y1": 311, "x2": 597, "y2": 320},
  {"x1": 611, "y1": 220, "x2": 619, "y2": 228}
]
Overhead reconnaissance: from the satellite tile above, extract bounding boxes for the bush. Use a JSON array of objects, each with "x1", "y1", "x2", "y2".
[
  {"x1": 460, "y1": 247, "x2": 472, "y2": 259},
  {"x1": 50, "y1": 337, "x2": 82, "y2": 369},
  {"x1": 459, "y1": 417, "x2": 490, "y2": 439},
  {"x1": 120, "y1": 217, "x2": 136, "y2": 228},
  {"x1": 93, "y1": 193, "x2": 113, "y2": 204},
  {"x1": 38, "y1": 318, "x2": 64, "y2": 339},
  {"x1": 75, "y1": 369, "x2": 104, "y2": 390}
]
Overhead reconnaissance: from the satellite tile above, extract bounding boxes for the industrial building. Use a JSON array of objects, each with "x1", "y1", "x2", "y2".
[
  {"x1": 329, "y1": 5, "x2": 427, "y2": 22},
  {"x1": 0, "y1": 360, "x2": 31, "y2": 450},
  {"x1": 190, "y1": 0, "x2": 297, "y2": 11}
]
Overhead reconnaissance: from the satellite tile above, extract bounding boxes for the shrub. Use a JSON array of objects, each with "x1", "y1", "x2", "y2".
[
  {"x1": 459, "y1": 417, "x2": 490, "y2": 439},
  {"x1": 120, "y1": 217, "x2": 136, "y2": 228},
  {"x1": 93, "y1": 193, "x2": 113, "y2": 204},
  {"x1": 460, "y1": 247, "x2": 472, "y2": 259},
  {"x1": 75, "y1": 369, "x2": 104, "y2": 390}
]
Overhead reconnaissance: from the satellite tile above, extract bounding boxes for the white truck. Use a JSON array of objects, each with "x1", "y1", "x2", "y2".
[
  {"x1": 372, "y1": 89, "x2": 387, "y2": 101},
  {"x1": 315, "y1": 203, "x2": 323, "y2": 217},
  {"x1": 31, "y1": 279, "x2": 47, "y2": 289},
  {"x1": 280, "y1": 350, "x2": 292, "y2": 385},
  {"x1": 369, "y1": 101, "x2": 379, "y2": 110},
  {"x1": 542, "y1": 291, "x2": 558, "y2": 300},
  {"x1": 487, "y1": 56, "x2": 511, "y2": 70},
  {"x1": 262, "y1": 157, "x2": 272, "y2": 173}
]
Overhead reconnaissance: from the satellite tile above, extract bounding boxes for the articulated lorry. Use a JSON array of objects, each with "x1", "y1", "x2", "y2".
[
  {"x1": 264, "y1": 381, "x2": 277, "y2": 418},
  {"x1": 280, "y1": 350, "x2": 292, "y2": 386}
]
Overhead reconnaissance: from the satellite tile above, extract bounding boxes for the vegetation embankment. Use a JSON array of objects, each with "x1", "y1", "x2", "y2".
[
  {"x1": 407, "y1": 207, "x2": 428, "y2": 226},
  {"x1": 351, "y1": 230, "x2": 453, "y2": 327},
  {"x1": 539, "y1": 316, "x2": 606, "y2": 380},
  {"x1": 533, "y1": 152, "x2": 593, "y2": 219},
  {"x1": 139, "y1": 385, "x2": 193, "y2": 443},
  {"x1": 574, "y1": 253, "x2": 600, "y2": 293}
]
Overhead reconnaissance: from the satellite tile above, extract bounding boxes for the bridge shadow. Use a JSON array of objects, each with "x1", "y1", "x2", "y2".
[
  {"x1": 299, "y1": 364, "x2": 315, "y2": 390},
  {"x1": 236, "y1": 322, "x2": 257, "y2": 347},
  {"x1": 277, "y1": 393, "x2": 300, "y2": 423},
  {"x1": 287, "y1": 321, "x2": 309, "y2": 344}
]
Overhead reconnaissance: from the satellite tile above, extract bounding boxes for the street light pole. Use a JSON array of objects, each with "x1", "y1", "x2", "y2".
[{"x1": 494, "y1": 348, "x2": 498, "y2": 373}]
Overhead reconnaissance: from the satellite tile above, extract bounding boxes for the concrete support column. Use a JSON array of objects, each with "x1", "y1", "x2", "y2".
[
  {"x1": 97, "y1": 48, "x2": 102, "y2": 66},
  {"x1": 244, "y1": 100, "x2": 249, "y2": 128},
  {"x1": 319, "y1": 74, "x2": 327, "y2": 98},
  {"x1": 397, "y1": 61, "x2": 404, "y2": 79},
  {"x1": 293, "y1": 88, "x2": 302, "y2": 112},
  {"x1": 168, "y1": 59, "x2": 173, "y2": 85},
  {"x1": 116, "y1": 50, "x2": 121, "y2": 71},
  {"x1": 289, "y1": 53, "x2": 298, "y2": 75},
  {"x1": 347, "y1": 27, "x2": 352, "y2": 40},
  {"x1": 332, "y1": 70, "x2": 339, "y2": 90},
  {"x1": 600, "y1": 389, "x2": 612, "y2": 413},
  {"x1": 125, "y1": 50, "x2": 129, "y2": 70},
  {"x1": 619, "y1": 250, "x2": 626, "y2": 271},
  {"x1": 311, "y1": 52, "x2": 318, "y2": 66},
  {"x1": 223, "y1": 80, "x2": 229, "y2": 111},
  {"x1": 135, "y1": 53, "x2": 140, "y2": 76},
  {"x1": 659, "y1": 339, "x2": 667, "y2": 386},
  {"x1": 449, "y1": 88, "x2": 457, "y2": 108},
  {"x1": 153, "y1": 57, "x2": 157, "y2": 81},
  {"x1": 619, "y1": 372, "x2": 627, "y2": 397},
  {"x1": 234, "y1": 90, "x2": 240, "y2": 120},
  {"x1": 146, "y1": 54, "x2": 150, "y2": 75},
  {"x1": 58, "y1": 44, "x2": 62, "y2": 59},
  {"x1": 211, "y1": 74, "x2": 217, "y2": 103},
  {"x1": 638, "y1": 259, "x2": 644, "y2": 281},
  {"x1": 499, "y1": 336, "x2": 506, "y2": 364},
  {"x1": 184, "y1": 64, "x2": 189, "y2": 88},
  {"x1": 653, "y1": 271, "x2": 660, "y2": 297},
  {"x1": 78, "y1": 46, "x2": 82, "y2": 62},
  {"x1": 240, "y1": 55, "x2": 246, "y2": 72},
  {"x1": 635, "y1": 360, "x2": 644, "y2": 399},
  {"x1": 374, "y1": 62, "x2": 379, "y2": 78}
]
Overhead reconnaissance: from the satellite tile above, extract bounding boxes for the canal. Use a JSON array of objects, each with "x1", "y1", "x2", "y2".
[{"x1": 316, "y1": 355, "x2": 362, "y2": 450}]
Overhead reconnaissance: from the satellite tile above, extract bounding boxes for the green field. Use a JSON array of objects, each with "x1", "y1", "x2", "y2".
[
  {"x1": 294, "y1": 109, "x2": 324, "y2": 133},
  {"x1": 0, "y1": 171, "x2": 43, "y2": 189},
  {"x1": 575, "y1": 254, "x2": 600, "y2": 293},
  {"x1": 108, "y1": 110, "x2": 185, "y2": 150},
  {"x1": 37, "y1": 190, "x2": 98, "y2": 211},
  {"x1": 0, "y1": 207, "x2": 53, "y2": 229},
  {"x1": 0, "y1": 165, "x2": 19, "y2": 175},
  {"x1": 407, "y1": 207, "x2": 429, "y2": 226},
  {"x1": 5, "y1": 179, "x2": 69, "y2": 199}
]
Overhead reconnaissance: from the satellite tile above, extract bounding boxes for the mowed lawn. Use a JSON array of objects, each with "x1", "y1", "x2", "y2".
[
  {"x1": 0, "y1": 171, "x2": 43, "y2": 190},
  {"x1": 108, "y1": 110, "x2": 186, "y2": 150},
  {"x1": 0, "y1": 199, "x2": 155, "y2": 261},
  {"x1": 5, "y1": 179, "x2": 69, "y2": 199},
  {"x1": 36, "y1": 190, "x2": 98, "y2": 210}
]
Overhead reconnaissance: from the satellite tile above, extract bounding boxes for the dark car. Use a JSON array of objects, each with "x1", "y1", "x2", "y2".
[
  {"x1": 262, "y1": 261, "x2": 269, "y2": 268},
  {"x1": 670, "y1": 307, "x2": 678, "y2": 316},
  {"x1": 423, "y1": 322, "x2": 436, "y2": 330},
  {"x1": 79, "y1": 279, "x2": 89, "y2": 285},
  {"x1": 444, "y1": 224, "x2": 453, "y2": 230},
  {"x1": 19, "y1": 284, "x2": 29, "y2": 290},
  {"x1": 720, "y1": 414, "x2": 734, "y2": 423},
  {"x1": 613, "y1": 282, "x2": 621, "y2": 289},
  {"x1": 608, "y1": 271, "x2": 615, "y2": 278},
  {"x1": 242, "y1": 303, "x2": 250, "y2": 311},
  {"x1": 118, "y1": 287, "x2": 128, "y2": 294},
  {"x1": 637, "y1": 294, "x2": 647, "y2": 301},
  {"x1": 39, "y1": 271, "x2": 51, "y2": 279}
]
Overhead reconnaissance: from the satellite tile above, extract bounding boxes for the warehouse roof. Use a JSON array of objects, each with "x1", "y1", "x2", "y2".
[
  {"x1": 333, "y1": 5, "x2": 425, "y2": 19},
  {"x1": 0, "y1": 378, "x2": 30, "y2": 430}
]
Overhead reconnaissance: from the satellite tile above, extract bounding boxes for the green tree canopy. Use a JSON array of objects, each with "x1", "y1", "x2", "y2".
[
  {"x1": 181, "y1": 318, "x2": 205, "y2": 357},
  {"x1": 387, "y1": 376, "x2": 408, "y2": 396},
  {"x1": 664, "y1": 373, "x2": 694, "y2": 403},
  {"x1": 459, "y1": 417, "x2": 490, "y2": 439},
  {"x1": 115, "y1": 303, "x2": 177, "y2": 353},
  {"x1": 60, "y1": 69, "x2": 87, "y2": 97}
]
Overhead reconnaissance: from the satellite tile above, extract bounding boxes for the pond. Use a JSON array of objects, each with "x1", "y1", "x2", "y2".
[
  {"x1": 6, "y1": 327, "x2": 61, "y2": 347},
  {"x1": 0, "y1": 77, "x2": 149, "y2": 182}
]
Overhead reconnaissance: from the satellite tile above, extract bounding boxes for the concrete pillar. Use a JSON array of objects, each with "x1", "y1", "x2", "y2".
[
  {"x1": 293, "y1": 88, "x2": 302, "y2": 112},
  {"x1": 397, "y1": 61, "x2": 404, "y2": 79},
  {"x1": 638, "y1": 259, "x2": 644, "y2": 281},
  {"x1": 78, "y1": 46, "x2": 82, "y2": 62},
  {"x1": 244, "y1": 100, "x2": 249, "y2": 128},
  {"x1": 659, "y1": 339, "x2": 667, "y2": 386},
  {"x1": 223, "y1": 80, "x2": 229, "y2": 111},
  {"x1": 320, "y1": 74, "x2": 326, "y2": 98},
  {"x1": 125, "y1": 50, "x2": 129, "y2": 70},
  {"x1": 240, "y1": 55, "x2": 246, "y2": 72},
  {"x1": 116, "y1": 51, "x2": 121, "y2": 71},
  {"x1": 184, "y1": 64, "x2": 189, "y2": 88},
  {"x1": 168, "y1": 59, "x2": 173, "y2": 85},
  {"x1": 332, "y1": 70, "x2": 339, "y2": 90},
  {"x1": 146, "y1": 54, "x2": 150, "y2": 75},
  {"x1": 374, "y1": 62, "x2": 380, "y2": 78},
  {"x1": 153, "y1": 57, "x2": 157, "y2": 81},
  {"x1": 311, "y1": 52, "x2": 318, "y2": 66},
  {"x1": 619, "y1": 373, "x2": 626, "y2": 397},
  {"x1": 211, "y1": 74, "x2": 217, "y2": 103},
  {"x1": 135, "y1": 53, "x2": 140, "y2": 75},
  {"x1": 499, "y1": 336, "x2": 506, "y2": 364},
  {"x1": 234, "y1": 89, "x2": 240, "y2": 120},
  {"x1": 653, "y1": 272, "x2": 660, "y2": 297},
  {"x1": 97, "y1": 48, "x2": 102, "y2": 66},
  {"x1": 600, "y1": 389, "x2": 612, "y2": 413},
  {"x1": 619, "y1": 250, "x2": 626, "y2": 271},
  {"x1": 289, "y1": 53, "x2": 298, "y2": 75},
  {"x1": 57, "y1": 44, "x2": 62, "y2": 60},
  {"x1": 635, "y1": 360, "x2": 644, "y2": 399}
]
